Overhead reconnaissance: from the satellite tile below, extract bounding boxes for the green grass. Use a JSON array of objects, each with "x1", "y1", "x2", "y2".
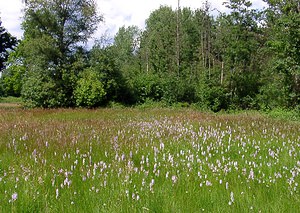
[
  {"x1": 0, "y1": 96, "x2": 22, "y2": 104},
  {"x1": 0, "y1": 108, "x2": 299, "y2": 212},
  {"x1": 0, "y1": 96, "x2": 22, "y2": 109},
  {"x1": 265, "y1": 108, "x2": 300, "y2": 121}
]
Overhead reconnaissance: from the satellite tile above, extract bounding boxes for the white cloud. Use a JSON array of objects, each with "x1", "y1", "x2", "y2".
[
  {"x1": 95, "y1": 0, "x2": 267, "y2": 40},
  {"x1": 97, "y1": 0, "x2": 227, "y2": 36},
  {"x1": 95, "y1": 0, "x2": 227, "y2": 40},
  {"x1": 0, "y1": 0, "x2": 267, "y2": 42},
  {"x1": 0, "y1": 0, "x2": 24, "y2": 38}
]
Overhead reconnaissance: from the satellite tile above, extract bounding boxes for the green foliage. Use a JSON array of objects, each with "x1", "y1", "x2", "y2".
[
  {"x1": 19, "y1": 0, "x2": 101, "y2": 107},
  {"x1": 0, "y1": 18, "x2": 17, "y2": 71},
  {"x1": 161, "y1": 75, "x2": 197, "y2": 104},
  {"x1": 1, "y1": 0, "x2": 299, "y2": 111},
  {"x1": 264, "y1": 0, "x2": 300, "y2": 107},
  {"x1": 195, "y1": 80, "x2": 229, "y2": 112},
  {"x1": 21, "y1": 71, "x2": 66, "y2": 108},
  {"x1": 258, "y1": 72, "x2": 287, "y2": 109},
  {"x1": 23, "y1": 0, "x2": 102, "y2": 53},
  {"x1": 74, "y1": 68, "x2": 106, "y2": 107},
  {"x1": 143, "y1": 6, "x2": 177, "y2": 74},
  {"x1": 0, "y1": 66, "x2": 25, "y2": 97},
  {"x1": 0, "y1": 49, "x2": 25, "y2": 97},
  {"x1": 113, "y1": 26, "x2": 140, "y2": 68},
  {"x1": 89, "y1": 45, "x2": 133, "y2": 105},
  {"x1": 220, "y1": 0, "x2": 263, "y2": 109},
  {"x1": 131, "y1": 72, "x2": 163, "y2": 103},
  {"x1": 19, "y1": 35, "x2": 79, "y2": 107},
  {"x1": 131, "y1": 72, "x2": 197, "y2": 106},
  {"x1": 0, "y1": 83, "x2": 3, "y2": 97}
]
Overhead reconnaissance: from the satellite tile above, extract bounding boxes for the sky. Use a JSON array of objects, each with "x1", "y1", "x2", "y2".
[{"x1": 0, "y1": 0, "x2": 268, "y2": 42}]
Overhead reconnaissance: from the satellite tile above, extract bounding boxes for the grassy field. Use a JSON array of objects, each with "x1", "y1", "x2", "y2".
[
  {"x1": 0, "y1": 108, "x2": 299, "y2": 212},
  {"x1": 0, "y1": 97, "x2": 22, "y2": 108}
]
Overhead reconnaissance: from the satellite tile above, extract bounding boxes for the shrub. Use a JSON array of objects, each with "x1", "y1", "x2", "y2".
[
  {"x1": 195, "y1": 79, "x2": 229, "y2": 112},
  {"x1": 73, "y1": 69, "x2": 106, "y2": 107},
  {"x1": 22, "y1": 71, "x2": 66, "y2": 108},
  {"x1": 131, "y1": 73, "x2": 163, "y2": 103}
]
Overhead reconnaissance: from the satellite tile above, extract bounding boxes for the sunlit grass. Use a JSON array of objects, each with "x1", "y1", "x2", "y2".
[
  {"x1": 0, "y1": 96, "x2": 22, "y2": 103},
  {"x1": 0, "y1": 108, "x2": 299, "y2": 212}
]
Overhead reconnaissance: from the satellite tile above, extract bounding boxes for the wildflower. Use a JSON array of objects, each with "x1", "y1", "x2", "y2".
[
  {"x1": 249, "y1": 169, "x2": 254, "y2": 180},
  {"x1": 56, "y1": 188, "x2": 59, "y2": 199},
  {"x1": 228, "y1": 191, "x2": 234, "y2": 205},
  {"x1": 11, "y1": 192, "x2": 18, "y2": 202},
  {"x1": 150, "y1": 179, "x2": 155, "y2": 192},
  {"x1": 172, "y1": 175, "x2": 178, "y2": 184},
  {"x1": 206, "y1": 180, "x2": 212, "y2": 186},
  {"x1": 64, "y1": 177, "x2": 71, "y2": 187},
  {"x1": 160, "y1": 142, "x2": 165, "y2": 150}
]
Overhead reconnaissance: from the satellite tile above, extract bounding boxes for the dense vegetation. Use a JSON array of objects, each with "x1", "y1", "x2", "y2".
[
  {"x1": 0, "y1": 108, "x2": 300, "y2": 212},
  {"x1": 0, "y1": 0, "x2": 299, "y2": 111}
]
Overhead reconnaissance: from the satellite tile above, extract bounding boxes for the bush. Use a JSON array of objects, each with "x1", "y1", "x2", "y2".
[
  {"x1": 73, "y1": 69, "x2": 106, "y2": 107},
  {"x1": 196, "y1": 81, "x2": 229, "y2": 112},
  {"x1": 131, "y1": 73, "x2": 163, "y2": 103},
  {"x1": 22, "y1": 71, "x2": 66, "y2": 108}
]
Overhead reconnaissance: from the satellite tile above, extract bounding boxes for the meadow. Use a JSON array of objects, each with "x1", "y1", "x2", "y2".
[{"x1": 0, "y1": 108, "x2": 299, "y2": 212}]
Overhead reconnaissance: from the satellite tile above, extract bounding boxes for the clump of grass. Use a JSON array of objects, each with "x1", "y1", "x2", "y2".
[{"x1": 0, "y1": 108, "x2": 299, "y2": 212}]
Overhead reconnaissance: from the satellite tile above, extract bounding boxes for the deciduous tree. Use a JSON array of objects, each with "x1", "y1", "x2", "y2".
[{"x1": 21, "y1": 0, "x2": 102, "y2": 107}]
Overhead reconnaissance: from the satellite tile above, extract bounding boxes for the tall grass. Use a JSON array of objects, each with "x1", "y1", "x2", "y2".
[{"x1": 0, "y1": 108, "x2": 299, "y2": 212}]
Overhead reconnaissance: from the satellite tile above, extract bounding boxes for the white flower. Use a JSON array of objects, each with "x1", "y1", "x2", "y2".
[
  {"x1": 228, "y1": 191, "x2": 234, "y2": 205},
  {"x1": 11, "y1": 192, "x2": 18, "y2": 202},
  {"x1": 172, "y1": 175, "x2": 178, "y2": 184},
  {"x1": 56, "y1": 189, "x2": 59, "y2": 199},
  {"x1": 248, "y1": 169, "x2": 254, "y2": 180},
  {"x1": 206, "y1": 180, "x2": 212, "y2": 186}
]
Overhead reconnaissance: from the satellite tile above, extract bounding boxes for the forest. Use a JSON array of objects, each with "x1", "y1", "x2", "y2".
[{"x1": 0, "y1": 0, "x2": 299, "y2": 111}]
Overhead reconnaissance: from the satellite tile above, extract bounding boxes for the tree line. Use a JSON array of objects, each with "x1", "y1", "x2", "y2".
[{"x1": 0, "y1": 0, "x2": 299, "y2": 111}]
